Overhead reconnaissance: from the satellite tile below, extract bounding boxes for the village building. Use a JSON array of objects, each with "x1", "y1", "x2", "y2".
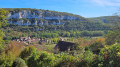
[{"x1": 54, "y1": 40, "x2": 76, "y2": 53}]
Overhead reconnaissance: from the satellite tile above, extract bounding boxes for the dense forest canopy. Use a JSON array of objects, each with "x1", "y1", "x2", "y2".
[{"x1": 88, "y1": 16, "x2": 120, "y2": 24}]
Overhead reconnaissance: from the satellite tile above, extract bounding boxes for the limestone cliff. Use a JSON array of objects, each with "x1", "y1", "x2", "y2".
[{"x1": 5, "y1": 8, "x2": 86, "y2": 25}]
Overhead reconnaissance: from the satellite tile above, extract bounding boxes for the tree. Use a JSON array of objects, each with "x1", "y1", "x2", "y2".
[
  {"x1": 20, "y1": 45, "x2": 36, "y2": 60},
  {"x1": 105, "y1": 15, "x2": 120, "y2": 45},
  {"x1": 0, "y1": 8, "x2": 9, "y2": 50},
  {"x1": 12, "y1": 58, "x2": 27, "y2": 67}
]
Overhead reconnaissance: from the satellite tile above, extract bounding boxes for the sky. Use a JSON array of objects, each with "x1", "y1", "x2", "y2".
[{"x1": 0, "y1": 0, "x2": 120, "y2": 18}]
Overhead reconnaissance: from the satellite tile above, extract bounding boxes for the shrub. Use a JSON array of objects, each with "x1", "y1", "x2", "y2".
[
  {"x1": 89, "y1": 37, "x2": 105, "y2": 54},
  {"x1": 27, "y1": 51, "x2": 40, "y2": 67},
  {"x1": 69, "y1": 46, "x2": 85, "y2": 56},
  {"x1": 0, "y1": 41, "x2": 22, "y2": 67},
  {"x1": 98, "y1": 43, "x2": 120, "y2": 67},
  {"x1": 38, "y1": 52, "x2": 55, "y2": 67},
  {"x1": 12, "y1": 58, "x2": 26, "y2": 67},
  {"x1": 82, "y1": 51, "x2": 95, "y2": 63},
  {"x1": 55, "y1": 52, "x2": 79, "y2": 67},
  {"x1": 0, "y1": 51, "x2": 16, "y2": 67},
  {"x1": 105, "y1": 30, "x2": 120, "y2": 45},
  {"x1": 20, "y1": 45, "x2": 36, "y2": 60},
  {"x1": 77, "y1": 50, "x2": 96, "y2": 67},
  {"x1": 0, "y1": 30, "x2": 5, "y2": 51},
  {"x1": 27, "y1": 51, "x2": 55, "y2": 67}
]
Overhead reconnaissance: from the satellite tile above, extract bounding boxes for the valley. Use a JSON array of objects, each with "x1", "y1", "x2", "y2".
[{"x1": 0, "y1": 8, "x2": 120, "y2": 67}]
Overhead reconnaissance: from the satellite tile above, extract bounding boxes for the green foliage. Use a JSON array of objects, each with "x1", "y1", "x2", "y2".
[
  {"x1": 0, "y1": 51, "x2": 16, "y2": 67},
  {"x1": 89, "y1": 41, "x2": 104, "y2": 54},
  {"x1": 82, "y1": 51, "x2": 95, "y2": 63},
  {"x1": 89, "y1": 16, "x2": 120, "y2": 25},
  {"x1": 52, "y1": 38, "x2": 60, "y2": 44},
  {"x1": 0, "y1": 8, "x2": 9, "y2": 50},
  {"x1": 0, "y1": 41, "x2": 23, "y2": 67},
  {"x1": 0, "y1": 30, "x2": 5, "y2": 50},
  {"x1": 106, "y1": 31, "x2": 120, "y2": 45},
  {"x1": 0, "y1": 8, "x2": 9, "y2": 27},
  {"x1": 2, "y1": 42, "x2": 120, "y2": 67},
  {"x1": 3, "y1": 26, "x2": 106, "y2": 40},
  {"x1": 39, "y1": 32, "x2": 58, "y2": 38},
  {"x1": 27, "y1": 51, "x2": 55, "y2": 67},
  {"x1": 55, "y1": 54, "x2": 79, "y2": 67},
  {"x1": 20, "y1": 45, "x2": 36, "y2": 60},
  {"x1": 81, "y1": 31, "x2": 104, "y2": 37},
  {"x1": 98, "y1": 43, "x2": 120, "y2": 67},
  {"x1": 12, "y1": 58, "x2": 26, "y2": 67},
  {"x1": 105, "y1": 19, "x2": 120, "y2": 45},
  {"x1": 38, "y1": 52, "x2": 55, "y2": 67},
  {"x1": 27, "y1": 51, "x2": 40, "y2": 67}
]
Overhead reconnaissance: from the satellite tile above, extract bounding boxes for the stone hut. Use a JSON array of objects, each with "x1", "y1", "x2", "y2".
[{"x1": 54, "y1": 41, "x2": 76, "y2": 52}]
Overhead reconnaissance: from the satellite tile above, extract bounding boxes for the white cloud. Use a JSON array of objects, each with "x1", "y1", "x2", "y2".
[{"x1": 90, "y1": 0, "x2": 120, "y2": 6}]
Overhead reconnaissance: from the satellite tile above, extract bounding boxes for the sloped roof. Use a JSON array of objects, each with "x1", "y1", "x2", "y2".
[{"x1": 54, "y1": 41, "x2": 75, "y2": 51}]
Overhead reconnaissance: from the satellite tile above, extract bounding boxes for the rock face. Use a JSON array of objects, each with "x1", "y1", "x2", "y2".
[
  {"x1": 5, "y1": 8, "x2": 85, "y2": 25},
  {"x1": 7, "y1": 10, "x2": 80, "y2": 20}
]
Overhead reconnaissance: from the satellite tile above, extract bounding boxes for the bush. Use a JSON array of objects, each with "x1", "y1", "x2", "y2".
[
  {"x1": 82, "y1": 51, "x2": 95, "y2": 63},
  {"x1": 77, "y1": 51, "x2": 96, "y2": 67},
  {"x1": 55, "y1": 53, "x2": 79, "y2": 67},
  {"x1": 20, "y1": 45, "x2": 36, "y2": 60},
  {"x1": 0, "y1": 51, "x2": 16, "y2": 67},
  {"x1": 27, "y1": 51, "x2": 55, "y2": 67},
  {"x1": 27, "y1": 51, "x2": 40, "y2": 67},
  {"x1": 38, "y1": 52, "x2": 55, "y2": 67},
  {"x1": 89, "y1": 37, "x2": 105, "y2": 54},
  {"x1": 0, "y1": 41, "x2": 22, "y2": 67},
  {"x1": 105, "y1": 31, "x2": 120, "y2": 45},
  {"x1": 90, "y1": 42, "x2": 103, "y2": 54},
  {"x1": 12, "y1": 58, "x2": 26, "y2": 67},
  {"x1": 98, "y1": 43, "x2": 120, "y2": 67}
]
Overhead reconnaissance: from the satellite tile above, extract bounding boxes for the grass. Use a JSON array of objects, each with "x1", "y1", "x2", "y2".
[{"x1": 35, "y1": 44, "x2": 56, "y2": 53}]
